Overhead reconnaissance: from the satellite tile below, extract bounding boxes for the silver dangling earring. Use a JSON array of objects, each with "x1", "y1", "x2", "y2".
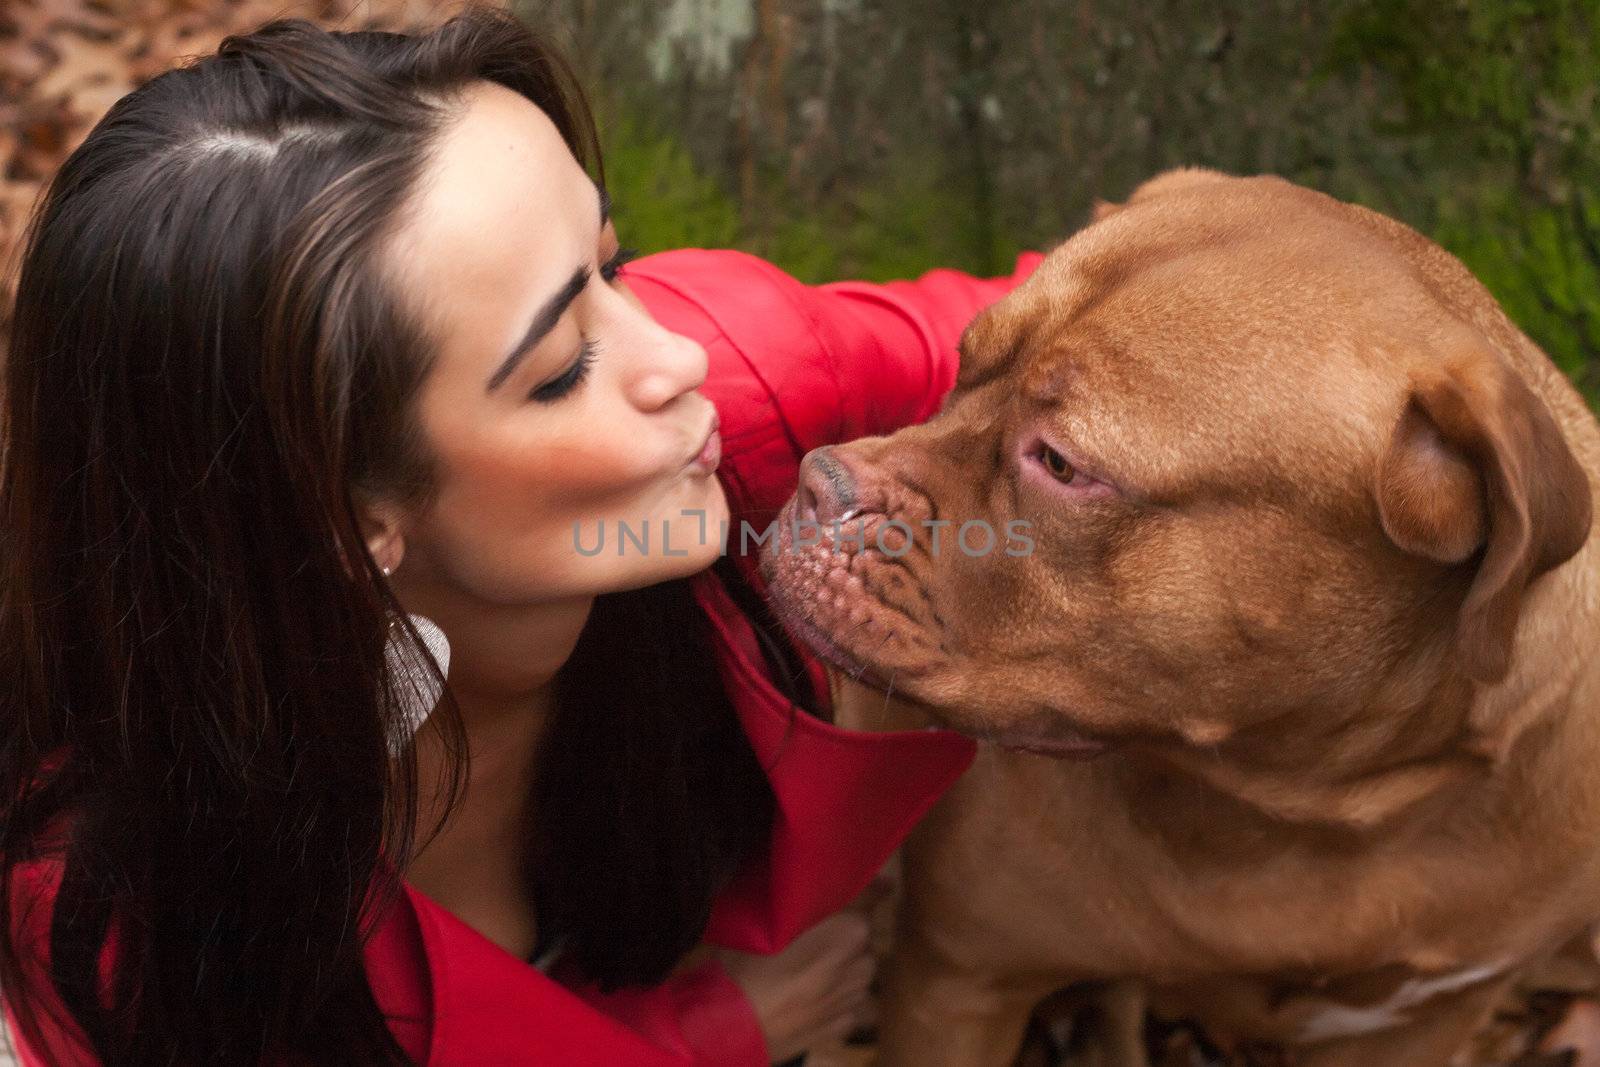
[{"x1": 384, "y1": 614, "x2": 450, "y2": 756}]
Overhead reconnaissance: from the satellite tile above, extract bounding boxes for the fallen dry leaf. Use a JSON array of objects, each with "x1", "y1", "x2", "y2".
[{"x1": 0, "y1": 0, "x2": 497, "y2": 345}]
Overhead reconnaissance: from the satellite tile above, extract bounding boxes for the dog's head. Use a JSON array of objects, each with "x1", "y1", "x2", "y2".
[{"x1": 762, "y1": 170, "x2": 1592, "y2": 766}]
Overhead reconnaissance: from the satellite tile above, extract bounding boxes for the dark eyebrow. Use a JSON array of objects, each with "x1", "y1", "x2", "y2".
[
  {"x1": 485, "y1": 263, "x2": 591, "y2": 393},
  {"x1": 483, "y1": 182, "x2": 612, "y2": 394}
]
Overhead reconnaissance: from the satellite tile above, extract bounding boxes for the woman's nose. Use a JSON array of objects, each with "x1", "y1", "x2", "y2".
[{"x1": 628, "y1": 318, "x2": 708, "y2": 412}]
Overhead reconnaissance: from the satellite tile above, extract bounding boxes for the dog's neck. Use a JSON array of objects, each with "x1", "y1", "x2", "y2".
[
  {"x1": 1129, "y1": 729, "x2": 1489, "y2": 833},
  {"x1": 1129, "y1": 579, "x2": 1593, "y2": 834}
]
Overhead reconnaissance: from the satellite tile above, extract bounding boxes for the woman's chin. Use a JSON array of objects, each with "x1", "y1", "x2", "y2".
[
  {"x1": 603, "y1": 503, "x2": 734, "y2": 590},
  {"x1": 650, "y1": 535, "x2": 727, "y2": 581}
]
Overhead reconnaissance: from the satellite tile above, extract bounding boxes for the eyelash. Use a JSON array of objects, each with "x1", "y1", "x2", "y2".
[
  {"x1": 530, "y1": 341, "x2": 595, "y2": 402},
  {"x1": 601, "y1": 246, "x2": 638, "y2": 282}
]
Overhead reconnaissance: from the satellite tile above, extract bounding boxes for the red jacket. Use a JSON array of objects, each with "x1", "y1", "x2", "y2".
[{"x1": 6, "y1": 248, "x2": 1042, "y2": 1066}]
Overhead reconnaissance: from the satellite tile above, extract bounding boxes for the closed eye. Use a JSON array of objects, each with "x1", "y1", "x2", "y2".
[
  {"x1": 525, "y1": 245, "x2": 638, "y2": 403},
  {"x1": 530, "y1": 340, "x2": 596, "y2": 403}
]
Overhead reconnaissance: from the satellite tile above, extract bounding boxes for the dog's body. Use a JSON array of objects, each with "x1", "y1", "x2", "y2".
[
  {"x1": 764, "y1": 171, "x2": 1600, "y2": 1066},
  {"x1": 839, "y1": 676, "x2": 1600, "y2": 1065}
]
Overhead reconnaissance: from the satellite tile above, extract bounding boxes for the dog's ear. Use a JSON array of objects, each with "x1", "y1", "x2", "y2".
[{"x1": 1375, "y1": 350, "x2": 1592, "y2": 683}]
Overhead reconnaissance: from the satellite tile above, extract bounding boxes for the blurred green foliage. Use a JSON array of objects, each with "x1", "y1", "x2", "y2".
[
  {"x1": 595, "y1": 106, "x2": 741, "y2": 253},
  {"x1": 597, "y1": 107, "x2": 999, "y2": 284},
  {"x1": 550, "y1": 0, "x2": 1598, "y2": 407}
]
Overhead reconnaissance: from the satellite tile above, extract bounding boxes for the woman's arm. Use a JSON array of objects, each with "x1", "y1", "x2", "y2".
[
  {"x1": 571, "y1": 910, "x2": 873, "y2": 1067},
  {"x1": 623, "y1": 248, "x2": 1045, "y2": 525},
  {"x1": 811, "y1": 255, "x2": 1047, "y2": 442}
]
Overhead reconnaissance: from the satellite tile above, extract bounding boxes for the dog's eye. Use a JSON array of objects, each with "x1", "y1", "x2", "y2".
[{"x1": 1039, "y1": 445, "x2": 1075, "y2": 483}]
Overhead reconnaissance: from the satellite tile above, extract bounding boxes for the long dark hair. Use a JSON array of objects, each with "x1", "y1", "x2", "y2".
[{"x1": 0, "y1": 7, "x2": 777, "y2": 1063}]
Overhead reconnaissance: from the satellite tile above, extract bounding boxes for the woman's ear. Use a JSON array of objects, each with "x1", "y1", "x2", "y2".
[{"x1": 359, "y1": 500, "x2": 408, "y2": 577}]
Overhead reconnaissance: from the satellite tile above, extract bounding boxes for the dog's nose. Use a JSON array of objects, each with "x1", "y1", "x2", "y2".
[{"x1": 797, "y1": 446, "x2": 859, "y2": 526}]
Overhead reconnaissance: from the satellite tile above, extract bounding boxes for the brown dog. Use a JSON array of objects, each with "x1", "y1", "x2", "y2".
[{"x1": 761, "y1": 169, "x2": 1600, "y2": 1066}]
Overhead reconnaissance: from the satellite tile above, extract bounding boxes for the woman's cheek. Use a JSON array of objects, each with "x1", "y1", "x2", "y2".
[
  {"x1": 546, "y1": 386, "x2": 676, "y2": 485},
  {"x1": 461, "y1": 421, "x2": 644, "y2": 502}
]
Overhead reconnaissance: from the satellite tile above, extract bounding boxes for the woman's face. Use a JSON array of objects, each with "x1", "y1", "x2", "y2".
[{"x1": 380, "y1": 80, "x2": 728, "y2": 604}]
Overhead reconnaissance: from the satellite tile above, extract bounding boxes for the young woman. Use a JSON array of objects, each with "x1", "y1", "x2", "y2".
[{"x1": 0, "y1": 7, "x2": 1040, "y2": 1064}]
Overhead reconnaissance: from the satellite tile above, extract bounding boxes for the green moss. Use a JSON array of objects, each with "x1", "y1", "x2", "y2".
[
  {"x1": 1434, "y1": 195, "x2": 1599, "y2": 389},
  {"x1": 1333, "y1": 0, "x2": 1600, "y2": 405}
]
